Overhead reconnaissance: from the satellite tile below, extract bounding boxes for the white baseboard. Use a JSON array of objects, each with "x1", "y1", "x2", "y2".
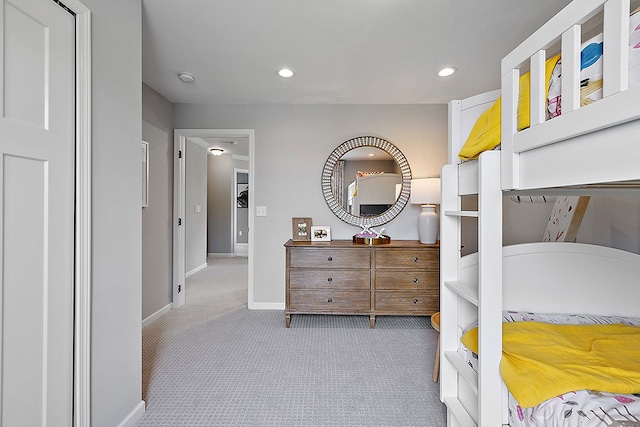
[
  {"x1": 116, "y1": 400, "x2": 145, "y2": 427},
  {"x1": 207, "y1": 252, "x2": 235, "y2": 257},
  {"x1": 142, "y1": 303, "x2": 172, "y2": 328},
  {"x1": 186, "y1": 262, "x2": 207, "y2": 277},
  {"x1": 249, "y1": 302, "x2": 285, "y2": 310},
  {"x1": 235, "y1": 243, "x2": 248, "y2": 257}
]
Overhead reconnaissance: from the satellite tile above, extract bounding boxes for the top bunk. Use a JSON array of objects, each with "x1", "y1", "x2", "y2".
[
  {"x1": 449, "y1": 0, "x2": 640, "y2": 194},
  {"x1": 347, "y1": 172, "x2": 401, "y2": 217}
]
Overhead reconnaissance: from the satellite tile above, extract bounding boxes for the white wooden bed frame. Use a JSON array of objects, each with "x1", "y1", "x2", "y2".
[
  {"x1": 348, "y1": 173, "x2": 401, "y2": 216},
  {"x1": 440, "y1": 1, "x2": 640, "y2": 425}
]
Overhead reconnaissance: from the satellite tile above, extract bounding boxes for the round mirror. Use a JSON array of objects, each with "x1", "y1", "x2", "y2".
[{"x1": 321, "y1": 136, "x2": 412, "y2": 228}]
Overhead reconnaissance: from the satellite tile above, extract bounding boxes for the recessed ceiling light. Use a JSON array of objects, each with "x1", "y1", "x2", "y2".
[
  {"x1": 209, "y1": 148, "x2": 224, "y2": 156},
  {"x1": 437, "y1": 67, "x2": 457, "y2": 77},
  {"x1": 277, "y1": 68, "x2": 295, "y2": 78},
  {"x1": 178, "y1": 72, "x2": 195, "y2": 83},
  {"x1": 368, "y1": 153, "x2": 375, "y2": 157}
]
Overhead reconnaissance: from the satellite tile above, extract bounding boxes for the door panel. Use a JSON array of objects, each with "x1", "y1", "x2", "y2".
[
  {"x1": 0, "y1": 0, "x2": 75, "y2": 425},
  {"x1": 4, "y1": 1, "x2": 47, "y2": 128}
]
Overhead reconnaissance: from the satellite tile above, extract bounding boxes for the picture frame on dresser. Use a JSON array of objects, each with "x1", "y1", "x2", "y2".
[
  {"x1": 291, "y1": 217, "x2": 312, "y2": 241},
  {"x1": 311, "y1": 226, "x2": 331, "y2": 242}
]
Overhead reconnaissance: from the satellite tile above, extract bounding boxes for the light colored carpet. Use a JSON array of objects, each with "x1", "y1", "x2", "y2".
[{"x1": 136, "y1": 255, "x2": 446, "y2": 426}]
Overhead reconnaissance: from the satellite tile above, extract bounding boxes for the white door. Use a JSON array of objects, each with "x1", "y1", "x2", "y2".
[{"x1": 0, "y1": 0, "x2": 75, "y2": 425}]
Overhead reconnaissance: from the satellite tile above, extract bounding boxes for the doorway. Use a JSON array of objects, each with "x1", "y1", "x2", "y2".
[{"x1": 173, "y1": 129, "x2": 255, "y2": 309}]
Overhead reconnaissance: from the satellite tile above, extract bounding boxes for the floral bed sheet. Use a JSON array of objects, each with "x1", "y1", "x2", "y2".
[{"x1": 508, "y1": 390, "x2": 640, "y2": 426}]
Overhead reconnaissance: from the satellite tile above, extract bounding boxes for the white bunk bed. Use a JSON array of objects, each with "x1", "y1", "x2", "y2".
[
  {"x1": 347, "y1": 172, "x2": 401, "y2": 216},
  {"x1": 440, "y1": 1, "x2": 640, "y2": 426}
]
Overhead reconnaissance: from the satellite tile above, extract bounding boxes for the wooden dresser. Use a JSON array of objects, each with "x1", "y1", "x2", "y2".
[{"x1": 284, "y1": 239, "x2": 439, "y2": 327}]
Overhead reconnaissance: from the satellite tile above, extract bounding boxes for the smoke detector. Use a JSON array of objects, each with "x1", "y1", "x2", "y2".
[{"x1": 178, "y1": 72, "x2": 195, "y2": 83}]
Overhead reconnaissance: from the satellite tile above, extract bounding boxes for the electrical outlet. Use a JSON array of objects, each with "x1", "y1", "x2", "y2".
[
  {"x1": 239, "y1": 231, "x2": 243, "y2": 236},
  {"x1": 256, "y1": 206, "x2": 267, "y2": 216}
]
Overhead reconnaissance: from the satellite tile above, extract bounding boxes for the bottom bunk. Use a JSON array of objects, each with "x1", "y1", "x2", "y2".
[{"x1": 441, "y1": 242, "x2": 640, "y2": 427}]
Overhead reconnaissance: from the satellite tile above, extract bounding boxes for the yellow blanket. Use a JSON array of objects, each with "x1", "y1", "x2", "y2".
[
  {"x1": 458, "y1": 54, "x2": 561, "y2": 161},
  {"x1": 460, "y1": 322, "x2": 640, "y2": 408}
]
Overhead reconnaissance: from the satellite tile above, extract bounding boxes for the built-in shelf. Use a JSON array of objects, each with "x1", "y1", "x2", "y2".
[
  {"x1": 442, "y1": 397, "x2": 477, "y2": 427},
  {"x1": 444, "y1": 210, "x2": 479, "y2": 218},
  {"x1": 444, "y1": 281, "x2": 479, "y2": 306},
  {"x1": 444, "y1": 351, "x2": 478, "y2": 395}
]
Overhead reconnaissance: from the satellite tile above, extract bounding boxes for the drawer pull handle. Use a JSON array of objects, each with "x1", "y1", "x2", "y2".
[
  {"x1": 327, "y1": 277, "x2": 333, "y2": 283},
  {"x1": 327, "y1": 298, "x2": 333, "y2": 303},
  {"x1": 327, "y1": 256, "x2": 333, "y2": 261},
  {"x1": 413, "y1": 299, "x2": 419, "y2": 304},
  {"x1": 413, "y1": 257, "x2": 419, "y2": 262},
  {"x1": 413, "y1": 278, "x2": 419, "y2": 283}
]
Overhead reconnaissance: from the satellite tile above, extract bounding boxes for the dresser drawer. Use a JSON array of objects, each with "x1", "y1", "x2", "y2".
[
  {"x1": 374, "y1": 290, "x2": 439, "y2": 313},
  {"x1": 289, "y1": 248, "x2": 370, "y2": 269},
  {"x1": 289, "y1": 269, "x2": 370, "y2": 290},
  {"x1": 375, "y1": 249, "x2": 438, "y2": 270},
  {"x1": 375, "y1": 271, "x2": 438, "y2": 290},
  {"x1": 289, "y1": 290, "x2": 370, "y2": 312}
]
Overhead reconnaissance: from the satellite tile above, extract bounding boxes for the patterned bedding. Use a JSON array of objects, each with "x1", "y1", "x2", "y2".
[
  {"x1": 459, "y1": 311, "x2": 640, "y2": 426},
  {"x1": 508, "y1": 390, "x2": 640, "y2": 427}
]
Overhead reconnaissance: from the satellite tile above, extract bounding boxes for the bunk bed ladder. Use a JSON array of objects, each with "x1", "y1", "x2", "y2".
[{"x1": 441, "y1": 151, "x2": 504, "y2": 427}]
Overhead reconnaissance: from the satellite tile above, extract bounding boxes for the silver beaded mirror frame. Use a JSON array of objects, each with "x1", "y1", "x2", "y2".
[{"x1": 321, "y1": 136, "x2": 412, "y2": 228}]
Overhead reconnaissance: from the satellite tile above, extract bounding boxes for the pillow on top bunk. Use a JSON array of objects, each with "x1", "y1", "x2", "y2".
[
  {"x1": 457, "y1": 97, "x2": 502, "y2": 161},
  {"x1": 458, "y1": 54, "x2": 561, "y2": 161}
]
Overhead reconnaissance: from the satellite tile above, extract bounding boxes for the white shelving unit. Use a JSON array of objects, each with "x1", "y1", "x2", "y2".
[{"x1": 440, "y1": 152, "x2": 504, "y2": 426}]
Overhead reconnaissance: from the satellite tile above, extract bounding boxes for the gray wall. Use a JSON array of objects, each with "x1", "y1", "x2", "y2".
[
  {"x1": 516, "y1": 195, "x2": 640, "y2": 253},
  {"x1": 186, "y1": 141, "x2": 208, "y2": 273},
  {"x1": 577, "y1": 196, "x2": 640, "y2": 254},
  {"x1": 174, "y1": 104, "x2": 448, "y2": 305},
  {"x1": 142, "y1": 84, "x2": 173, "y2": 320},
  {"x1": 460, "y1": 194, "x2": 640, "y2": 256},
  {"x1": 87, "y1": 0, "x2": 143, "y2": 425},
  {"x1": 207, "y1": 154, "x2": 250, "y2": 253}
]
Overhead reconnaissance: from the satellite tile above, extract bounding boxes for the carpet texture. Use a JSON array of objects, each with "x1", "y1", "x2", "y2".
[{"x1": 136, "y1": 256, "x2": 446, "y2": 426}]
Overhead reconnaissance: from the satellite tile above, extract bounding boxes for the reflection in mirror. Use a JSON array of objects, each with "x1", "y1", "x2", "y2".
[
  {"x1": 335, "y1": 147, "x2": 401, "y2": 216},
  {"x1": 321, "y1": 136, "x2": 412, "y2": 228}
]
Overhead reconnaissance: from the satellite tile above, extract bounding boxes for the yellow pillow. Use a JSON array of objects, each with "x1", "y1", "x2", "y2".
[
  {"x1": 458, "y1": 54, "x2": 561, "y2": 161},
  {"x1": 458, "y1": 97, "x2": 502, "y2": 161}
]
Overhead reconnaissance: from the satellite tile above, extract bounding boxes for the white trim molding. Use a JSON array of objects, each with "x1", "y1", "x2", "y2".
[
  {"x1": 116, "y1": 400, "x2": 146, "y2": 427},
  {"x1": 142, "y1": 304, "x2": 172, "y2": 328},
  {"x1": 251, "y1": 302, "x2": 285, "y2": 310},
  {"x1": 62, "y1": 1, "x2": 92, "y2": 425},
  {"x1": 186, "y1": 262, "x2": 207, "y2": 277},
  {"x1": 234, "y1": 243, "x2": 248, "y2": 257}
]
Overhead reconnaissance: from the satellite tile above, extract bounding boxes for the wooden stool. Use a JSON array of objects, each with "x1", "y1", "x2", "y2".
[{"x1": 431, "y1": 312, "x2": 440, "y2": 382}]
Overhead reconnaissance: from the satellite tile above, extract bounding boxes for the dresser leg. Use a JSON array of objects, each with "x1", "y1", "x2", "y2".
[
  {"x1": 370, "y1": 315, "x2": 376, "y2": 328},
  {"x1": 285, "y1": 314, "x2": 291, "y2": 328}
]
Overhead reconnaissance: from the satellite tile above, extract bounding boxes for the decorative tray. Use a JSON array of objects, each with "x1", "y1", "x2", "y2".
[{"x1": 352, "y1": 235, "x2": 391, "y2": 245}]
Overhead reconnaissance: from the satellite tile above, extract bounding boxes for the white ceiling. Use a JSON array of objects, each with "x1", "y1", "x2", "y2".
[
  {"x1": 200, "y1": 136, "x2": 249, "y2": 157},
  {"x1": 142, "y1": 0, "x2": 573, "y2": 105}
]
